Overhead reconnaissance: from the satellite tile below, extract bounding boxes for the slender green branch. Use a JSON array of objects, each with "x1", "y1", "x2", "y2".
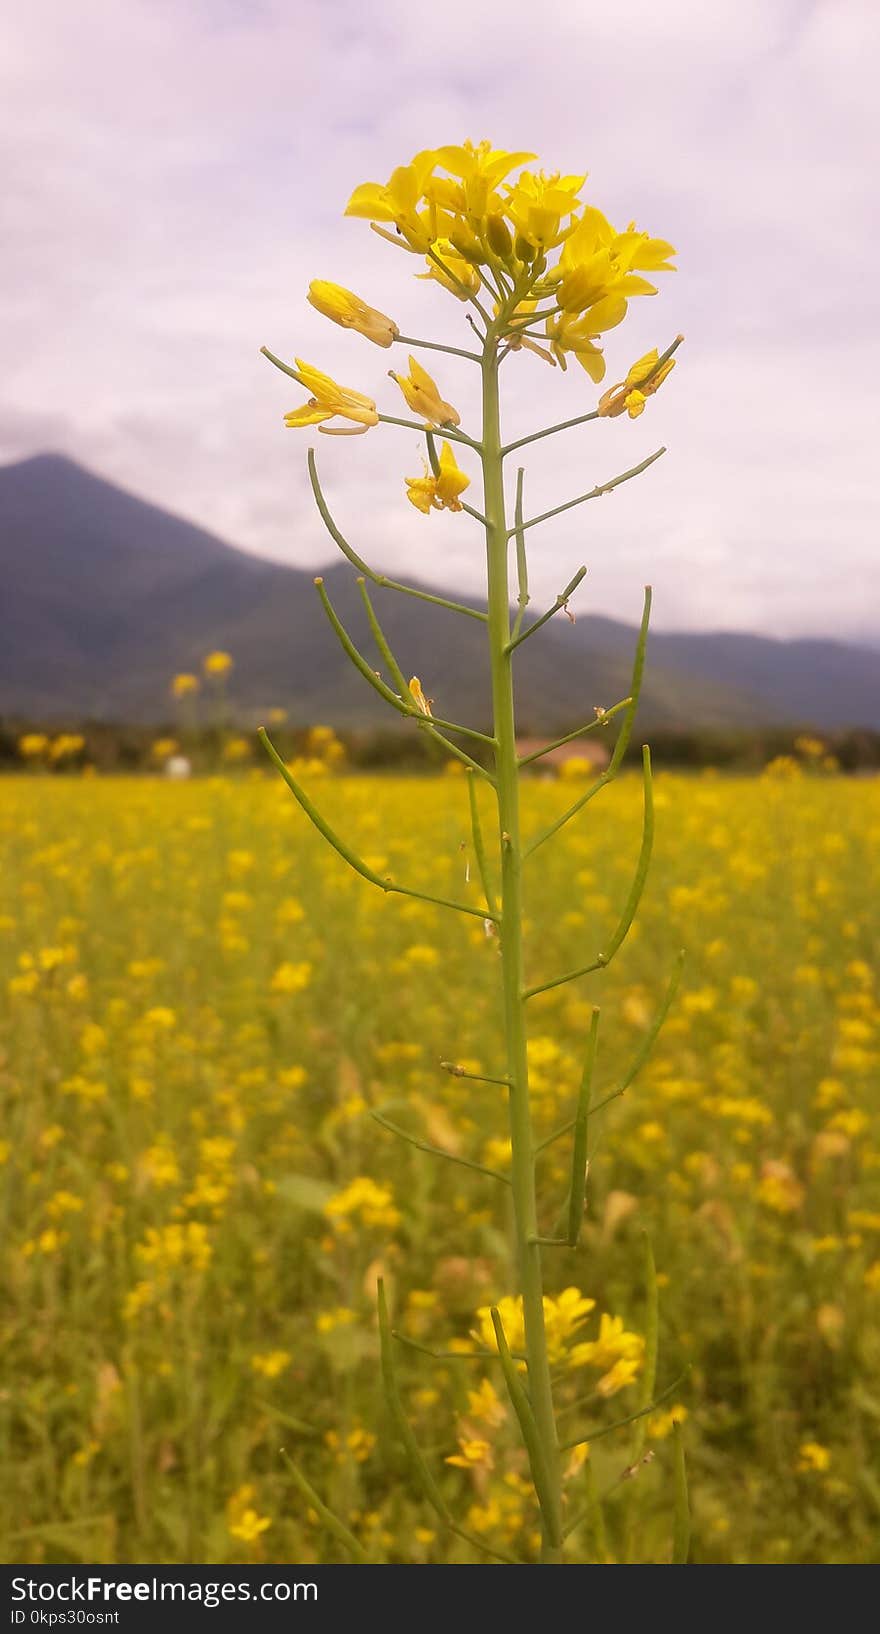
[
  {"x1": 512, "y1": 448, "x2": 666, "y2": 537},
  {"x1": 506, "y1": 566, "x2": 587, "y2": 655},
  {"x1": 672, "y1": 1422, "x2": 691, "y2": 1564},
  {"x1": 523, "y1": 744, "x2": 654, "y2": 998},
  {"x1": 257, "y1": 1402, "x2": 319, "y2": 1438},
  {"x1": 565, "y1": 1007, "x2": 600, "y2": 1246},
  {"x1": 259, "y1": 728, "x2": 496, "y2": 923},
  {"x1": 558, "y1": 1368, "x2": 690, "y2": 1437},
  {"x1": 355, "y1": 578, "x2": 495, "y2": 750},
  {"x1": 589, "y1": 952, "x2": 685, "y2": 1123},
  {"x1": 632, "y1": 1237, "x2": 659, "y2": 1464},
  {"x1": 377, "y1": 1280, "x2": 518, "y2": 1565},
  {"x1": 490, "y1": 1308, "x2": 564, "y2": 1551},
  {"x1": 504, "y1": 335, "x2": 684, "y2": 456},
  {"x1": 259, "y1": 341, "x2": 476, "y2": 450},
  {"x1": 571, "y1": 953, "x2": 685, "y2": 1128},
  {"x1": 279, "y1": 1451, "x2": 367, "y2": 1562},
  {"x1": 393, "y1": 1331, "x2": 527, "y2": 1365},
  {"x1": 534, "y1": 1118, "x2": 576, "y2": 1155},
  {"x1": 518, "y1": 696, "x2": 630, "y2": 768},
  {"x1": 394, "y1": 333, "x2": 481, "y2": 363},
  {"x1": 378, "y1": 411, "x2": 480, "y2": 445},
  {"x1": 370, "y1": 1109, "x2": 511, "y2": 1184},
  {"x1": 440, "y1": 1060, "x2": 510, "y2": 1087},
  {"x1": 307, "y1": 449, "x2": 487, "y2": 620},
  {"x1": 315, "y1": 577, "x2": 409, "y2": 717},
  {"x1": 317, "y1": 577, "x2": 492, "y2": 781},
  {"x1": 510, "y1": 467, "x2": 530, "y2": 642},
  {"x1": 519, "y1": 689, "x2": 630, "y2": 764},
  {"x1": 523, "y1": 586, "x2": 651, "y2": 851},
  {"x1": 466, "y1": 771, "x2": 498, "y2": 918}
]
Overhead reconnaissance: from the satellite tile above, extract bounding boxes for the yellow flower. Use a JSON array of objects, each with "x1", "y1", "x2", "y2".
[
  {"x1": 757, "y1": 1160, "x2": 805, "y2": 1215},
  {"x1": 389, "y1": 356, "x2": 460, "y2": 427},
  {"x1": 474, "y1": 1288, "x2": 596, "y2": 1367},
  {"x1": 270, "y1": 961, "x2": 312, "y2": 995},
  {"x1": 324, "y1": 1176, "x2": 401, "y2": 1232},
  {"x1": 227, "y1": 1484, "x2": 272, "y2": 1544},
  {"x1": 49, "y1": 734, "x2": 85, "y2": 761},
  {"x1": 466, "y1": 1378, "x2": 506, "y2": 1427},
  {"x1": 204, "y1": 650, "x2": 233, "y2": 677},
  {"x1": 797, "y1": 1441, "x2": 831, "y2": 1473},
  {"x1": 596, "y1": 1357, "x2": 642, "y2": 1397},
  {"x1": 504, "y1": 168, "x2": 585, "y2": 254},
  {"x1": 345, "y1": 149, "x2": 439, "y2": 252},
  {"x1": 18, "y1": 733, "x2": 49, "y2": 758},
  {"x1": 250, "y1": 1349, "x2": 291, "y2": 1379},
  {"x1": 308, "y1": 280, "x2": 398, "y2": 347},
  {"x1": 171, "y1": 672, "x2": 200, "y2": 697},
  {"x1": 405, "y1": 440, "x2": 470, "y2": 514},
  {"x1": 647, "y1": 1404, "x2": 689, "y2": 1440},
  {"x1": 446, "y1": 1437, "x2": 493, "y2": 1470},
  {"x1": 569, "y1": 1312, "x2": 645, "y2": 1373},
  {"x1": 282, "y1": 358, "x2": 379, "y2": 434},
  {"x1": 598, "y1": 347, "x2": 677, "y2": 419},
  {"x1": 408, "y1": 677, "x2": 433, "y2": 717}
]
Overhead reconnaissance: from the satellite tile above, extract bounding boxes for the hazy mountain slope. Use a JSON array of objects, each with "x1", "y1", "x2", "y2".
[{"x1": 2, "y1": 453, "x2": 878, "y2": 730}]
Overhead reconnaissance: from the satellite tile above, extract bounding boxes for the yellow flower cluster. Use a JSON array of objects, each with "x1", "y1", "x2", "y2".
[
  {"x1": 345, "y1": 140, "x2": 675, "y2": 380},
  {"x1": 324, "y1": 1176, "x2": 401, "y2": 1234},
  {"x1": 472, "y1": 1288, "x2": 642, "y2": 1395}
]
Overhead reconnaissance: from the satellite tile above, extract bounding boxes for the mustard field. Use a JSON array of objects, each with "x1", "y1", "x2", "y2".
[{"x1": 1, "y1": 769, "x2": 878, "y2": 1564}]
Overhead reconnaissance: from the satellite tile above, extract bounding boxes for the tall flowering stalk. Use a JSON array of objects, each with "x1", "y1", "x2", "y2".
[{"x1": 260, "y1": 141, "x2": 685, "y2": 1563}]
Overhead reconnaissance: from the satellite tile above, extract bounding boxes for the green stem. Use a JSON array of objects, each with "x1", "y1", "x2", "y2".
[
  {"x1": 512, "y1": 448, "x2": 666, "y2": 537},
  {"x1": 506, "y1": 565, "x2": 587, "y2": 655},
  {"x1": 517, "y1": 695, "x2": 629, "y2": 767},
  {"x1": 370, "y1": 1109, "x2": 511, "y2": 1184},
  {"x1": 481, "y1": 337, "x2": 563, "y2": 1562},
  {"x1": 307, "y1": 449, "x2": 487, "y2": 621},
  {"x1": 394, "y1": 333, "x2": 481, "y2": 362}
]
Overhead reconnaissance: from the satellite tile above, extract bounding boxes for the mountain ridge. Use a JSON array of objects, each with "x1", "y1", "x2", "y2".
[{"x1": 3, "y1": 452, "x2": 879, "y2": 730}]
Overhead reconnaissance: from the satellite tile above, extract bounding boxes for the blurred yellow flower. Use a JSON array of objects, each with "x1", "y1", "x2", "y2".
[
  {"x1": 270, "y1": 961, "x2": 312, "y2": 995},
  {"x1": 171, "y1": 672, "x2": 200, "y2": 697},
  {"x1": 797, "y1": 1441, "x2": 831, "y2": 1473},
  {"x1": 204, "y1": 651, "x2": 233, "y2": 677},
  {"x1": 250, "y1": 1349, "x2": 291, "y2": 1379}
]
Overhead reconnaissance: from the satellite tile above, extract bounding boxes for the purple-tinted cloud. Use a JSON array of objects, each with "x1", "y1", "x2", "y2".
[{"x1": 2, "y1": 0, "x2": 878, "y2": 638}]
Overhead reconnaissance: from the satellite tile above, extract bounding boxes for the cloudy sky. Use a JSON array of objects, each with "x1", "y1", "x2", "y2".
[{"x1": 3, "y1": 0, "x2": 879, "y2": 640}]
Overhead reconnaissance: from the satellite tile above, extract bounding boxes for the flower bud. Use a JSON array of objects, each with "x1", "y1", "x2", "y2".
[{"x1": 486, "y1": 214, "x2": 513, "y2": 260}]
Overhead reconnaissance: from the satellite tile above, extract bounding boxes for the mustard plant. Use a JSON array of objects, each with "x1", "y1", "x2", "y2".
[{"x1": 260, "y1": 140, "x2": 685, "y2": 1563}]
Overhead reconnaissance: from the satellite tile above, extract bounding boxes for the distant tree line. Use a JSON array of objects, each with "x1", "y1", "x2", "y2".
[{"x1": 1, "y1": 717, "x2": 879, "y2": 776}]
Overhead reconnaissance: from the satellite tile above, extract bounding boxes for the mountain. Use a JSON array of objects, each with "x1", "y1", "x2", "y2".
[{"x1": 2, "y1": 453, "x2": 879, "y2": 731}]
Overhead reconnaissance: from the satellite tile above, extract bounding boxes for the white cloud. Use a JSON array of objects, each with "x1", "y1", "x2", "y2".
[{"x1": 1, "y1": 0, "x2": 878, "y2": 637}]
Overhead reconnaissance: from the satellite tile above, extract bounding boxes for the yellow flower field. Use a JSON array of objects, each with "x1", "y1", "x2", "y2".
[{"x1": 1, "y1": 769, "x2": 878, "y2": 1564}]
